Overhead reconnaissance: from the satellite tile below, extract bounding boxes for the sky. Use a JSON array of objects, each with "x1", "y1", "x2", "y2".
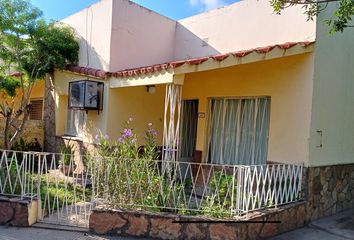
[{"x1": 30, "y1": 0, "x2": 239, "y2": 21}]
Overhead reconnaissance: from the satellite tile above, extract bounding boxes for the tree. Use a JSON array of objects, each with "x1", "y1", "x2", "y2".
[
  {"x1": 270, "y1": 0, "x2": 354, "y2": 33},
  {"x1": 0, "y1": 0, "x2": 79, "y2": 149}
]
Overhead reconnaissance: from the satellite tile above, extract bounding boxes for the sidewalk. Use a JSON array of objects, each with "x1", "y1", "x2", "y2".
[
  {"x1": 0, "y1": 225, "x2": 143, "y2": 240},
  {"x1": 270, "y1": 208, "x2": 354, "y2": 240}
]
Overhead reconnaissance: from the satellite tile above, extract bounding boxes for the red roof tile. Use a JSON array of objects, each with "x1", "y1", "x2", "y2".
[
  {"x1": 66, "y1": 41, "x2": 315, "y2": 79},
  {"x1": 66, "y1": 66, "x2": 111, "y2": 78}
]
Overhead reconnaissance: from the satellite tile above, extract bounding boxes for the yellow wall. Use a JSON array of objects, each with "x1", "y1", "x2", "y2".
[
  {"x1": 30, "y1": 80, "x2": 45, "y2": 99},
  {"x1": 54, "y1": 70, "x2": 108, "y2": 142},
  {"x1": 54, "y1": 54, "x2": 314, "y2": 166},
  {"x1": 182, "y1": 53, "x2": 314, "y2": 165},
  {"x1": 106, "y1": 85, "x2": 165, "y2": 145},
  {"x1": 0, "y1": 79, "x2": 44, "y2": 103}
]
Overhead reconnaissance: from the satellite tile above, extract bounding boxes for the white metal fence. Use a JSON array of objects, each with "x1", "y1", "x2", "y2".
[{"x1": 0, "y1": 150, "x2": 303, "y2": 227}]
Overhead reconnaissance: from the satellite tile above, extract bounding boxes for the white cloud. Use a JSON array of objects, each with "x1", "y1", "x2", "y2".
[{"x1": 189, "y1": 0, "x2": 227, "y2": 11}]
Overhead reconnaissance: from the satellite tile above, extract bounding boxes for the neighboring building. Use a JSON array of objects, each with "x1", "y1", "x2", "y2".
[
  {"x1": 0, "y1": 80, "x2": 45, "y2": 149},
  {"x1": 42, "y1": 0, "x2": 353, "y2": 223}
]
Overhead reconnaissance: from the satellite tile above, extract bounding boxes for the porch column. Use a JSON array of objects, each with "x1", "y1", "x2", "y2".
[{"x1": 162, "y1": 82, "x2": 183, "y2": 162}]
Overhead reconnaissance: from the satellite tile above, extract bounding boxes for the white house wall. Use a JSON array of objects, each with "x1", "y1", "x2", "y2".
[
  {"x1": 61, "y1": 0, "x2": 113, "y2": 71},
  {"x1": 109, "y1": 0, "x2": 177, "y2": 71},
  {"x1": 174, "y1": 0, "x2": 316, "y2": 60},
  {"x1": 309, "y1": 3, "x2": 354, "y2": 167}
]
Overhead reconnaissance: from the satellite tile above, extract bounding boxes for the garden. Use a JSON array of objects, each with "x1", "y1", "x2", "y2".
[{"x1": 0, "y1": 118, "x2": 303, "y2": 226}]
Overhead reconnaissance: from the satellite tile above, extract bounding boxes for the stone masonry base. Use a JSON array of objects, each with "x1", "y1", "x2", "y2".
[
  {"x1": 89, "y1": 202, "x2": 306, "y2": 240},
  {"x1": 306, "y1": 164, "x2": 354, "y2": 222},
  {"x1": 0, "y1": 195, "x2": 39, "y2": 227}
]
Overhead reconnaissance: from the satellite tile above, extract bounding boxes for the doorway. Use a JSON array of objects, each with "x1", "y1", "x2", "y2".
[{"x1": 180, "y1": 99, "x2": 199, "y2": 159}]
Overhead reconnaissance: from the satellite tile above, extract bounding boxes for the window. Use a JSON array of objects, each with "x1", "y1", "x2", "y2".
[
  {"x1": 65, "y1": 109, "x2": 86, "y2": 137},
  {"x1": 29, "y1": 99, "x2": 43, "y2": 120},
  {"x1": 206, "y1": 97, "x2": 271, "y2": 165}
]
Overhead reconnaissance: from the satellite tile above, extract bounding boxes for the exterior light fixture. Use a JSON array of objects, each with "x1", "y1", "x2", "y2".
[
  {"x1": 146, "y1": 85, "x2": 156, "y2": 94},
  {"x1": 68, "y1": 80, "x2": 104, "y2": 114}
]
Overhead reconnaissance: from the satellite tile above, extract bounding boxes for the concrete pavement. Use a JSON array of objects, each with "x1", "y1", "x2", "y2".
[
  {"x1": 270, "y1": 208, "x2": 354, "y2": 240},
  {"x1": 0, "y1": 225, "x2": 144, "y2": 240}
]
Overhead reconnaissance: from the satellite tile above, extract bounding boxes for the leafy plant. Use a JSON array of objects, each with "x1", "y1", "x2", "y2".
[
  {"x1": 60, "y1": 143, "x2": 74, "y2": 166},
  {"x1": 11, "y1": 137, "x2": 42, "y2": 152},
  {"x1": 201, "y1": 170, "x2": 235, "y2": 218}
]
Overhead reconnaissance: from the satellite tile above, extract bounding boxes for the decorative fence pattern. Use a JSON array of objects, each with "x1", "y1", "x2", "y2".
[{"x1": 0, "y1": 150, "x2": 303, "y2": 227}]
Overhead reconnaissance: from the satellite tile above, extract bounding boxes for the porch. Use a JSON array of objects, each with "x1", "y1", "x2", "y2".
[{"x1": 106, "y1": 51, "x2": 314, "y2": 167}]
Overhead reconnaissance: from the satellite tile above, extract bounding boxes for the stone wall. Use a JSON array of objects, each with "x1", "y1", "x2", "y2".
[
  {"x1": 305, "y1": 164, "x2": 354, "y2": 222},
  {"x1": 0, "y1": 195, "x2": 39, "y2": 227},
  {"x1": 90, "y1": 202, "x2": 306, "y2": 240},
  {"x1": 0, "y1": 120, "x2": 44, "y2": 149},
  {"x1": 55, "y1": 137, "x2": 98, "y2": 173}
]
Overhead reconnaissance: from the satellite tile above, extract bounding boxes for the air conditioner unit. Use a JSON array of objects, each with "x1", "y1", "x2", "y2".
[{"x1": 68, "y1": 80, "x2": 104, "y2": 113}]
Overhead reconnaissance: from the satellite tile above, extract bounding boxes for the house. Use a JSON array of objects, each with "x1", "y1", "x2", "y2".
[{"x1": 39, "y1": 0, "x2": 353, "y2": 222}]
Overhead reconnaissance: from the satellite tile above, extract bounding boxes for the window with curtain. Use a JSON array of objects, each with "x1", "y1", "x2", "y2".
[
  {"x1": 206, "y1": 97, "x2": 270, "y2": 165},
  {"x1": 65, "y1": 109, "x2": 86, "y2": 137}
]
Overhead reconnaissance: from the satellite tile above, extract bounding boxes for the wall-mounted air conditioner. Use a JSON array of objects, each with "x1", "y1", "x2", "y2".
[{"x1": 68, "y1": 80, "x2": 104, "y2": 113}]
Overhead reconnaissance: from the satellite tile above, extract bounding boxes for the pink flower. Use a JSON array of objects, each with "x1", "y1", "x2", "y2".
[
  {"x1": 128, "y1": 117, "x2": 133, "y2": 122},
  {"x1": 148, "y1": 122, "x2": 153, "y2": 127}
]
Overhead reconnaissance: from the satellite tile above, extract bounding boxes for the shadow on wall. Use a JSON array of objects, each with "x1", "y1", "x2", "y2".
[
  {"x1": 173, "y1": 23, "x2": 221, "y2": 61},
  {"x1": 78, "y1": 36, "x2": 108, "y2": 71}
]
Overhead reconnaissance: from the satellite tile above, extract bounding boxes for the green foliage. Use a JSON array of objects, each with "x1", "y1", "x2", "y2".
[
  {"x1": 326, "y1": 0, "x2": 354, "y2": 33},
  {"x1": 0, "y1": 75, "x2": 20, "y2": 97},
  {"x1": 270, "y1": 0, "x2": 354, "y2": 33},
  {"x1": 0, "y1": 0, "x2": 79, "y2": 149},
  {"x1": 201, "y1": 170, "x2": 234, "y2": 218},
  {"x1": 35, "y1": 175, "x2": 92, "y2": 212},
  {"x1": 92, "y1": 120, "x2": 164, "y2": 209},
  {"x1": 60, "y1": 143, "x2": 74, "y2": 166},
  {"x1": 0, "y1": 158, "x2": 22, "y2": 195},
  {"x1": 0, "y1": 0, "x2": 79, "y2": 80},
  {"x1": 11, "y1": 137, "x2": 42, "y2": 152}
]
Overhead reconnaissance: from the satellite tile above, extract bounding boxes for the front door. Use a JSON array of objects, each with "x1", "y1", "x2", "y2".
[{"x1": 180, "y1": 99, "x2": 199, "y2": 160}]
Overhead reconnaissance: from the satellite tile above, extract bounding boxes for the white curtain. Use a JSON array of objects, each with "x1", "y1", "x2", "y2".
[
  {"x1": 206, "y1": 97, "x2": 270, "y2": 165},
  {"x1": 66, "y1": 109, "x2": 86, "y2": 137}
]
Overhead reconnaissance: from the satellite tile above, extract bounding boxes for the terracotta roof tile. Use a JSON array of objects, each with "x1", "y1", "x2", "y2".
[
  {"x1": 66, "y1": 66, "x2": 111, "y2": 78},
  {"x1": 66, "y1": 41, "x2": 315, "y2": 78}
]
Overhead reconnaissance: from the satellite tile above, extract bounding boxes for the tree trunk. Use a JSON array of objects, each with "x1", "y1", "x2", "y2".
[
  {"x1": 4, "y1": 116, "x2": 11, "y2": 150},
  {"x1": 44, "y1": 73, "x2": 56, "y2": 152}
]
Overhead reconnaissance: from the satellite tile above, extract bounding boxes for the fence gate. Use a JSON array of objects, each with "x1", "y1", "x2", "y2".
[{"x1": 0, "y1": 150, "x2": 95, "y2": 229}]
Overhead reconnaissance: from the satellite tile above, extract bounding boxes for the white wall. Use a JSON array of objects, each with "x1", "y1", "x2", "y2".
[
  {"x1": 62, "y1": 0, "x2": 177, "y2": 72},
  {"x1": 109, "y1": 0, "x2": 177, "y2": 71},
  {"x1": 309, "y1": 3, "x2": 354, "y2": 167},
  {"x1": 175, "y1": 0, "x2": 316, "y2": 60},
  {"x1": 62, "y1": 0, "x2": 316, "y2": 71},
  {"x1": 62, "y1": 0, "x2": 113, "y2": 71}
]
